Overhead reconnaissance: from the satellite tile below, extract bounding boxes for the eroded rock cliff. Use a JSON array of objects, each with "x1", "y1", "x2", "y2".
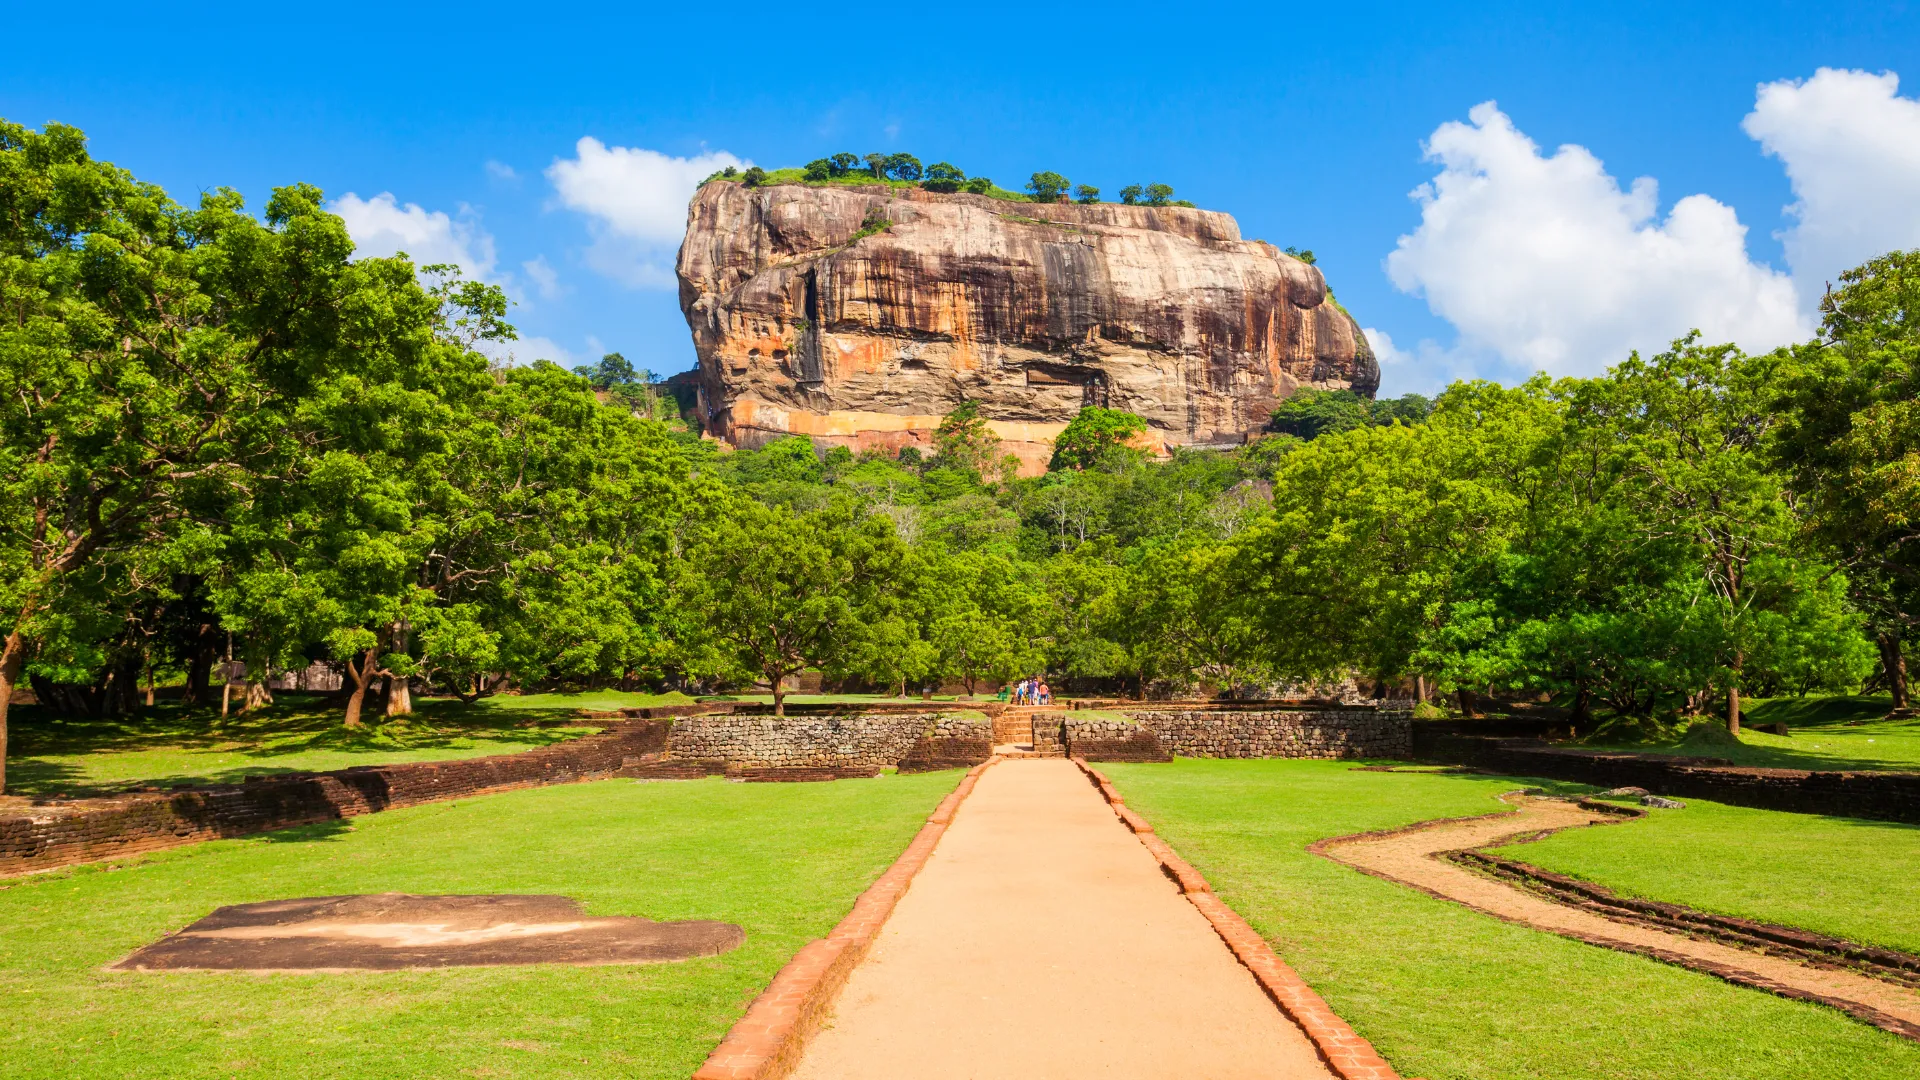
[{"x1": 677, "y1": 181, "x2": 1376, "y2": 472}]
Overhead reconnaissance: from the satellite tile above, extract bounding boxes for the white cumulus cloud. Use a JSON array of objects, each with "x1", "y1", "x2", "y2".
[
  {"x1": 1383, "y1": 102, "x2": 1807, "y2": 380},
  {"x1": 522, "y1": 255, "x2": 561, "y2": 299},
  {"x1": 1743, "y1": 67, "x2": 1920, "y2": 309},
  {"x1": 329, "y1": 192, "x2": 498, "y2": 282},
  {"x1": 546, "y1": 138, "x2": 746, "y2": 288}
]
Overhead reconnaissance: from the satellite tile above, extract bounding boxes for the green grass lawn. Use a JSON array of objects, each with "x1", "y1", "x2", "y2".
[
  {"x1": 0, "y1": 770, "x2": 959, "y2": 1078},
  {"x1": 1489, "y1": 797, "x2": 1920, "y2": 955},
  {"x1": 1103, "y1": 758, "x2": 1920, "y2": 1080},
  {"x1": 1582, "y1": 696, "x2": 1920, "y2": 772},
  {"x1": 7, "y1": 691, "x2": 694, "y2": 796}
]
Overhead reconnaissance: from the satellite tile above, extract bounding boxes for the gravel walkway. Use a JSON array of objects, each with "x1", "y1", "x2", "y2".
[{"x1": 791, "y1": 758, "x2": 1335, "y2": 1079}]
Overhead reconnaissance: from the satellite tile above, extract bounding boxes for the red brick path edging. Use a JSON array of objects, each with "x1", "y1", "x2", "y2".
[
  {"x1": 1073, "y1": 758, "x2": 1407, "y2": 1080},
  {"x1": 690, "y1": 759, "x2": 998, "y2": 1080}
]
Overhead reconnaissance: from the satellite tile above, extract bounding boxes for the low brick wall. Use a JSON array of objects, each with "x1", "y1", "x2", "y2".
[
  {"x1": 1113, "y1": 708, "x2": 1412, "y2": 761},
  {"x1": 897, "y1": 715, "x2": 996, "y2": 773},
  {"x1": 0, "y1": 720, "x2": 672, "y2": 876},
  {"x1": 665, "y1": 713, "x2": 991, "y2": 772},
  {"x1": 1419, "y1": 734, "x2": 1920, "y2": 825},
  {"x1": 1062, "y1": 719, "x2": 1171, "y2": 762}
]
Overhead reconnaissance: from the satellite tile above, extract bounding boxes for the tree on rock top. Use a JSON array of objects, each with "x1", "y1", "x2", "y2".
[
  {"x1": 1026, "y1": 171, "x2": 1070, "y2": 203},
  {"x1": 1050, "y1": 408, "x2": 1149, "y2": 471}
]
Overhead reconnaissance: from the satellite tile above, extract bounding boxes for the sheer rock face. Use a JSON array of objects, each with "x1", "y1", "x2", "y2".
[{"x1": 676, "y1": 181, "x2": 1377, "y2": 473}]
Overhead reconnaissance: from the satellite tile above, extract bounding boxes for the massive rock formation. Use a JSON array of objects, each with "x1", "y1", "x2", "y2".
[{"x1": 676, "y1": 181, "x2": 1377, "y2": 472}]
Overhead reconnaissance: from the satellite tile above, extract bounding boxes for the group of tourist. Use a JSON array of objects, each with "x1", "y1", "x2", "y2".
[{"x1": 1008, "y1": 676, "x2": 1053, "y2": 706}]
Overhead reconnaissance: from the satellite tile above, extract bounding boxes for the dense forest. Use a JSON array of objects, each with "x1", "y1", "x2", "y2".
[{"x1": 4, "y1": 120, "x2": 1918, "y2": 790}]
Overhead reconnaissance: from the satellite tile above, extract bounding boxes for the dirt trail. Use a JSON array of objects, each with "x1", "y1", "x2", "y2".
[
  {"x1": 1317, "y1": 796, "x2": 1920, "y2": 1038},
  {"x1": 791, "y1": 757, "x2": 1335, "y2": 1079}
]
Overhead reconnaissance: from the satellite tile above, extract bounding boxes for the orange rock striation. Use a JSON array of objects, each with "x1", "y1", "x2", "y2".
[{"x1": 676, "y1": 181, "x2": 1377, "y2": 473}]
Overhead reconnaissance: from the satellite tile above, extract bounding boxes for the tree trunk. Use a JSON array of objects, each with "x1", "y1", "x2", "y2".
[
  {"x1": 185, "y1": 644, "x2": 217, "y2": 706},
  {"x1": 1726, "y1": 652, "x2": 1743, "y2": 734},
  {"x1": 244, "y1": 680, "x2": 273, "y2": 712},
  {"x1": 1880, "y1": 634, "x2": 1909, "y2": 713},
  {"x1": 144, "y1": 661, "x2": 155, "y2": 707},
  {"x1": 1415, "y1": 675, "x2": 1429, "y2": 705},
  {"x1": 385, "y1": 623, "x2": 413, "y2": 716},
  {"x1": 0, "y1": 632, "x2": 25, "y2": 794},
  {"x1": 1570, "y1": 684, "x2": 1592, "y2": 726},
  {"x1": 385, "y1": 675, "x2": 412, "y2": 717},
  {"x1": 772, "y1": 676, "x2": 786, "y2": 718},
  {"x1": 343, "y1": 650, "x2": 380, "y2": 729},
  {"x1": 1457, "y1": 688, "x2": 1478, "y2": 719}
]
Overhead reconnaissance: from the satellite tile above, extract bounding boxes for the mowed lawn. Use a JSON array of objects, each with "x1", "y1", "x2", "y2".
[
  {"x1": 1102, "y1": 758, "x2": 1920, "y2": 1080},
  {"x1": 1490, "y1": 797, "x2": 1920, "y2": 955},
  {"x1": 5, "y1": 691, "x2": 696, "y2": 795},
  {"x1": 0, "y1": 770, "x2": 958, "y2": 1079},
  {"x1": 1585, "y1": 696, "x2": 1920, "y2": 773}
]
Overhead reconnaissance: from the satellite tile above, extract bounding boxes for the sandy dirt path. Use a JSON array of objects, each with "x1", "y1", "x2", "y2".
[
  {"x1": 791, "y1": 758, "x2": 1335, "y2": 1079},
  {"x1": 1317, "y1": 796, "x2": 1920, "y2": 1037}
]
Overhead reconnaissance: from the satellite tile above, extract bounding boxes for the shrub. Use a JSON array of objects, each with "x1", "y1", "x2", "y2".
[
  {"x1": 1027, "y1": 171, "x2": 1070, "y2": 203},
  {"x1": 964, "y1": 177, "x2": 994, "y2": 195},
  {"x1": 1073, "y1": 184, "x2": 1100, "y2": 204},
  {"x1": 803, "y1": 159, "x2": 833, "y2": 182},
  {"x1": 701, "y1": 165, "x2": 742, "y2": 184},
  {"x1": 1284, "y1": 245, "x2": 1317, "y2": 265},
  {"x1": 741, "y1": 166, "x2": 768, "y2": 188}
]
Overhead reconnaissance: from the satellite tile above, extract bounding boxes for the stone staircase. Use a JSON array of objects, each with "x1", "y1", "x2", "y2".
[{"x1": 992, "y1": 707, "x2": 1066, "y2": 754}]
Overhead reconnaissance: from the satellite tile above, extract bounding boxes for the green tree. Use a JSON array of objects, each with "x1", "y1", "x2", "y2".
[
  {"x1": 1269, "y1": 388, "x2": 1374, "y2": 439},
  {"x1": 864, "y1": 153, "x2": 889, "y2": 178},
  {"x1": 923, "y1": 550, "x2": 1042, "y2": 697},
  {"x1": 1774, "y1": 250, "x2": 1920, "y2": 712},
  {"x1": 1073, "y1": 184, "x2": 1101, "y2": 204},
  {"x1": 829, "y1": 153, "x2": 859, "y2": 176},
  {"x1": 1026, "y1": 172, "x2": 1070, "y2": 203},
  {"x1": 0, "y1": 123, "x2": 516, "y2": 779},
  {"x1": 884, "y1": 154, "x2": 922, "y2": 182},
  {"x1": 741, "y1": 166, "x2": 768, "y2": 188},
  {"x1": 932, "y1": 401, "x2": 1004, "y2": 481},
  {"x1": 575, "y1": 351, "x2": 637, "y2": 389},
  {"x1": 675, "y1": 501, "x2": 901, "y2": 715},
  {"x1": 803, "y1": 159, "x2": 833, "y2": 182},
  {"x1": 1283, "y1": 246, "x2": 1316, "y2": 265},
  {"x1": 963, "y1": 177, "x2": 994, "y2": 195},
  {"x1": 1144, "y1": 183, "x2": 1174, "y2": 206},
  {"x1": 1119, "y1": 184, "x2": 1144, "y2": 205},
  {"x1": 923, "y1": 162, "x2": 966, "y2": 193},
  {"x1": 1050, "y1": 408, "x2": 1149, "y2": 470}
]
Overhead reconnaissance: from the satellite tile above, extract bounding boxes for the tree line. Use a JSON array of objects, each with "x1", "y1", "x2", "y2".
[
  {"x1": 706, "y1": 153, "x2": 1196, "y2": 208},
  {"x1": 4, "y1": 120, "x2": 1918, "y2": 792}
]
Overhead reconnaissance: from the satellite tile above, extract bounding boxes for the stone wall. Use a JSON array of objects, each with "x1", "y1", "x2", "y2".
[
  {"x1": 1061, "y1": 719, "x2": 1171, "y2": 762},
  {"x1": 1053, "y1": 708, "x2": 1411, "y2": 762},
  {"x1": 896, "y1": 715, "x2": 996, "y2": 773},
  {"x1": 0, "y1": 721, "x2": 673, "y2": 876},
  {"x1": 1418, "y1": 733, "x2": 1920, "y2": 825},
  {"x1": 665, "y1": 713, "x2": 991, "y2": 772}
]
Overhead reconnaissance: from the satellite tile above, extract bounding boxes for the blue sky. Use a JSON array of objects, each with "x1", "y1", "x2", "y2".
[{"x1": 8, "y1": 2, "x2": 1920, "y2": 394}]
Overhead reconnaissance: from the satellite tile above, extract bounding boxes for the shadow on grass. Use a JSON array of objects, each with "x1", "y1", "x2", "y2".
[
  {"x1": 6, "y1": 696, "x2": 600, "y2": 798},
  {"x1": 254, "y1": 818, "x2": 358, "y2": 844}
]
